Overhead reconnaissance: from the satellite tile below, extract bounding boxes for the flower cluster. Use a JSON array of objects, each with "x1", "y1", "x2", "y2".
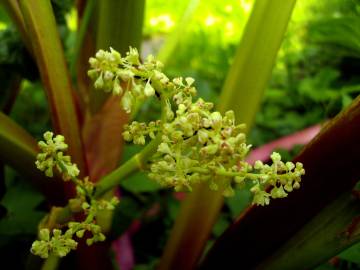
[
  {"x1": 87, "y1": 47, "x2": 305, "y2": 206},
  {"x1": 149, "y1": 94, "x2": 250, "y2": 196},
  {"x1": 88, "y1": 47, "x2": 166, "y2": 113},
  {"x1": 248, "y1": 152, "x2": 304, "y2": 205},
  {"x1": 32, "y1": 133, "x2": 119, "y2": 259},
  {"x1": 35, "y1": 131, "x2": 79, "y2": 180},
  {"x1": 123, "y1": 120, "x2": 160, "y2": 145},
  {"x1": 148, "y1": 89, "x2": 304, "y2": 203},
  {"x1": 31, "y1": 228, "x2": 77, "y2": 258}
]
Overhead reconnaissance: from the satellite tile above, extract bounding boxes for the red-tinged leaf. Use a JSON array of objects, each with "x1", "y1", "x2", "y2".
[
  {"x1": 0, "y1": 112, "x2": 66, "y2": 204},
  {"x1": 254, "y1": 193, "x2": 360, "y2": 270},
  {"x1": 112, "y1": 233, "x2": 135, "y2": 270},
  {"x1": 19, "y1": 0, "x2": 87, "y2": 180},
  {"x1": 246, "y1": 124, "x2": 321, "y2": 164},
  {"x1": 82, "y1": 96, "x2": 129, "y2": 181},
  {"x1": 200, "y1": 94, "x2": 360, "y2": 269}
]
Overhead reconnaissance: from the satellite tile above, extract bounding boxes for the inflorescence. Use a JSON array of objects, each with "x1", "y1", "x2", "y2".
[
  {"x1": 32, "y1": 47, "x2": 305, "y2": 259},
  {"x1": 88, "y1": 46, "x2": 305, "y2": 205},
  {"x1": 31, "y1": 132, "x2": 118, "y2": 259}
]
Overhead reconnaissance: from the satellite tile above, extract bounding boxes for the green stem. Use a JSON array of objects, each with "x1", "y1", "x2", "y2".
[
  {"x1": 94, "y1": 125, "x2": 162, "y2": 198},
  {"x1": 41, "y1": 254, "x2": 60, "y2": 270},
  {"x1": 94, "y1": 93, "x2": 168, "y2": 197},
  {"x1": 189, "y1": 167, "x2": 294, "y2": 183}
]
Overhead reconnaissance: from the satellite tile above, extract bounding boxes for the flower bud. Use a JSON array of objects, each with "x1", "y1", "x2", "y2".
[
  {"x1": 197, "y1": 129, "x2": 208, "y2": 144},
  {"x1": 211, "y1": 112, "x2": 222, "y2": 130},
  {"x1": 185, "y1": 77, "x2": 195, "y2": 86},
  {"x1": 121, "y1": 91, "x2": 133, "y2": 113},
  {"x1": 271, "y1": 152, "x2": 281, "y2": 163},
  {"x1": 39, "y1": 228, "x2": 50, "y2": 241},
  {"x1": 113, "y1": 79, "x2": 123, "y2": 95},
  {"x1": 94, "y1": 75, "x2": 104, "y2": 89},
  {"x1": 144, "y1": 82, "x2": 155, "y2": 97}
]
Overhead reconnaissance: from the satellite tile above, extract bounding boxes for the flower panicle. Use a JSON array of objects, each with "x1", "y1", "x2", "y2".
[{"x1": 32, "y1": 132, "x2": 119, "y2": 259}]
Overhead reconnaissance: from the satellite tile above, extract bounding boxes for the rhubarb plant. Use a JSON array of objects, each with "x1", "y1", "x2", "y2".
[{"x1": 29, "y1": 47, "x2": 304, "y2": 259}]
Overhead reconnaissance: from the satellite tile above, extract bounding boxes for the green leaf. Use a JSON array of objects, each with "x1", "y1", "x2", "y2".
[
  {"x1": 212, "y1": 214, "x2": 230, "y2": 238},
  {"x1": 225, "y1": 186, "x2": 252, "y2": 219},
  {"x1": 121, "y1": 172, "x2": 161, "y2": 193},
  {"x1": 314, "y1": 264, "x2": 338, "y2": 270},
  {"x1": 341, "y1": 94, "x2": 353, "y2": 109},
  {"x1": 339, "y1": 242, "x2": 360, "y2": 264},
  {"x1": 0, "y1": 178, "x2": 45, "y2": 236}
]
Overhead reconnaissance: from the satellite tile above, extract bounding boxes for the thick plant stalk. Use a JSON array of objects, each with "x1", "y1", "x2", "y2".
[
  {"x1": 0, "y1": 112, "x2": 65, "y2": 204},
  {"x1": 156, "y1": 0, "x2": 200, "y2": 65},
  {"x1": 158, "y1": 1, "x2": 297, "y2": 269},
  {"x1": 218, "y1": 0, "x2": 297, "y2": 130},
  {"x1": 96, "y1": 0, "x2": 145, "y2": 55},
  {"x1": 19, "y1": 0, "x2": 87, "y2": 176},
  {"x1": 200, "y1": 93, "x2": 360, "y2": 269}
]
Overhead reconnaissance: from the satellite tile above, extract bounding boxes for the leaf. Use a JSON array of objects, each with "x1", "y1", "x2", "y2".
[
  {"x1": 121, "y1": 172, "x2": 161, "y2": 193},
  {"x1": 0, "y1": 178, "x2": 45, "y2": 237},
  {"x1": 117, "y1": 144, "x2": 162, "y2": 193},
  {"x1": 246, "y1": 124, "x2": 321, "y2": 164},
  {"x1": 341, "y1": 94, "x2": 353, "y2": 109},
  {"x1": 225, "y1": 185, "x2": 252, "y2": 219},
  {"x1": 83, "y1": 96, "x2": 129, "y2": 181},
  {"x1": 339, "y1": 242, "x2": 360, "y2": 264},
  {"x1": 212, "y1": 214, "x2": 230, "y2": 238}
]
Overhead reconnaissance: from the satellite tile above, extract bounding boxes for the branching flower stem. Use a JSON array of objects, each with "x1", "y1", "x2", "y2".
[
  {"x1": 94, "y1": 94, "x2": 169, "y2": 197},
  {"x1": 52, "y1": 94, "x2": 169, "y2": 226}
]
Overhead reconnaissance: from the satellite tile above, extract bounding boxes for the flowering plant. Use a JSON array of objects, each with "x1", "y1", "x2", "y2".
[{"x1": 30, "y1": 47, "x2": 304, "y2": 258}]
